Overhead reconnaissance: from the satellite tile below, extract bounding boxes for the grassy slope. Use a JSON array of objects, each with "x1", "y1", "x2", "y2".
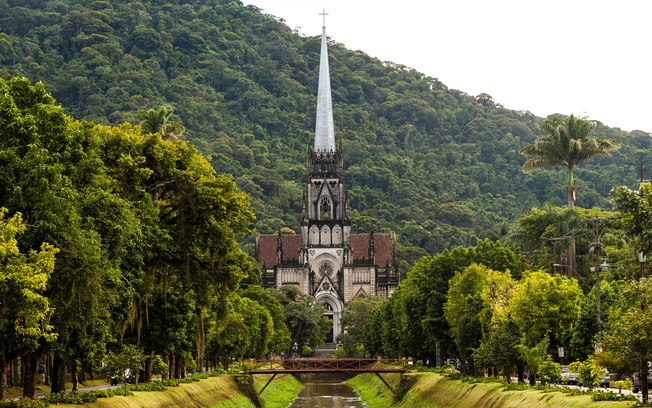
[
  {"x1": 254, "y1": 374, "x2": 303, "y2": 408},
  {"x1": 52, "y1": 374, "x2": 302, "y2": 408},
  {"x1": 349, "y1": 373, "x2": 633, "y2": 408}
]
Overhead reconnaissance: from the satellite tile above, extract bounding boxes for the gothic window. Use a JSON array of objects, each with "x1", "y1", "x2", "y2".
[
  {"x1": 319, "y1": 262, "x2": 333, "y2": 277},
  {"x1": 320, "y1": 196, "x2": 331, "y2": 220},
  {"x1": 324, "y1": 302, "x2": 334, "y2": 311}
]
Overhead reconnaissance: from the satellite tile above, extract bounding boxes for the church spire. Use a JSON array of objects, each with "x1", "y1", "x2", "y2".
[{"x1": 314, "y1": 10, "x2": 336, "y2": 152}]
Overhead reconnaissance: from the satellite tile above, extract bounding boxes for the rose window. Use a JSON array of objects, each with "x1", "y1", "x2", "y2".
[{"x1": 319, "y1": 263, "x2": 333, "y2": 277}]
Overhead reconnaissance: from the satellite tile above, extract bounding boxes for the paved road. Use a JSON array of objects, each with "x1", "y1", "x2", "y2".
[{"x1": 558, "y1": 383, "x2": 644, "y2": 402}]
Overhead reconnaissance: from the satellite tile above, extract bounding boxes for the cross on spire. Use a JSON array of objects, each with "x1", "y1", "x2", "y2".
[{"x1": 319, "y1": 9, "x2": 328, "y2": 28}]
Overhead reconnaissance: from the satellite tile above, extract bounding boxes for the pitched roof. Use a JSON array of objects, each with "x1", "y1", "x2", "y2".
[
  {"x1": 257, "y1": 234, "x2": 301, "y2": 268},
  {"x1": 257, "y1": 232, "x2": 393, "y2": 268}
]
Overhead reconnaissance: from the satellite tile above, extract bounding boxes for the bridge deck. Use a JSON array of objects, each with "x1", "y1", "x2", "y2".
[{"x1": 248, "y1": 358, "x2": 406, "y2": 374}]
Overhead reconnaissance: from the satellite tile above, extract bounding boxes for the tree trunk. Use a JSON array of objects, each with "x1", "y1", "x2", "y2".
[
  {"x1": 142, "y1": 355, "x2": 153, "y2": 383},
  {"x1": 71, "y1": 360, "x2": 78, "y2": 391},
  {"x1": 163, "y1": 355, "x2": 169, "y2": 380},
  {"x1": 0, "y1": 350, "x2": 6, "y2": 400},
  {"x1": 50, "y1": 353, "x2": 66, "y2": 394},
  {"x1": 567, "y1": 169, "x2": 575, "y2": 210},
  {"x1": 642, "y1": 359, "x2": 649, "y2": 403},
  {"x1": 529, "y1": 372, "x2": 536, "y2": 386},
  {"x1": 168, "y1": 353, "x2": 175, "y2": 380},
  {"x1": 176, "y1": 354, "x2": 184, "y2": 379},
  {"x1": 517, "y1": 364, "x2": 525, "y2": 383},
  {"x1": 196, "y1": 307, "x2": 205, "y2": 373},
  {"x1": 22, "y1": 352, "x2": 38, "y2": 399}
]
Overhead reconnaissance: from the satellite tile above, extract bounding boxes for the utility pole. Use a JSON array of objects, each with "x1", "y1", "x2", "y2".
[{"x1": 587, "y1": 217, "x2": 612, "y2": 348}]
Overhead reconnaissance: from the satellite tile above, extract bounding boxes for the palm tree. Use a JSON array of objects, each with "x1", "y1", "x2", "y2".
[
  {"x1": 138, "y1": 105, "x2": 185, "y2": 140},
  {"x1": 521, "y1": 114, "x2": 619, "y2": 210},
  {"x1": 522, "y1": 114, "x2": 618, "y2": 277}
]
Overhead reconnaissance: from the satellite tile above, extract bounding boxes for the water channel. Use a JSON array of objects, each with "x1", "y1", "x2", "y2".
[{"x1": 288, "y1": 381, "x2": 366, "y2": 407}]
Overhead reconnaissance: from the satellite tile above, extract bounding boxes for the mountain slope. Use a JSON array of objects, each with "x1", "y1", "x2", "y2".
[{"x1": 1, "y1": 0, "x2": 649, "y2": 263}]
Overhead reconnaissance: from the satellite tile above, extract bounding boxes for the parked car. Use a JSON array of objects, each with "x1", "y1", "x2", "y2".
[
  {"x1": 110, "y1": 369, "x2": 135, "y2": 385},
  {"x1": 633, "y1": 372, "x2": 652, "y2": 393},
  {"x1": 600, "y1": 373, "x2": 617, "y2": 388},
  {"x1": 561, "y1": 365, "x2": 581, "y2": 385}
]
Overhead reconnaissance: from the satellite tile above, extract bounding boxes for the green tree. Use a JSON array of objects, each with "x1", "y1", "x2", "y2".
[
  {"x1": 339, "y1": 297, "x2": 383, "y2": 357},
  {"x1": 473, "y1": 322, "x2": 521, "y2": 382},
  {"x1": 271, "y1": 286, "x2": 330, "y2": 354},
  {"x1": 444, "y1": 264, "x2": 491, "y2": 373},
  {"x1": 517, "y1": 337, "x2": 549, "y2": 386},
  {"x1": 601, "y1": 279, "x2": 652, "y2": 402},
  {"x1": 508, "y1": 271, "x2": 582, "y2": 347},
  {"x1": 103, "y1": 344, "x2": 146, "y2": 396},
  {"x1": 0, "y1": 76, "x2": 118, "y2": 396},
  {"x1": 241, "y1": 286, "x2": 291, "y2": 356},
  {"x1": 0, "y1": 209, "x2": 58, "y2": 399},
  {"x1": 522, "y1": 114, "x2": 619, "y2": 210},
  {"x1": 612, "y1": 182, "x2": 652, "y2": 264},
  {"x1": 137, "y1": 105, "x2": 185, "y2": 140}
]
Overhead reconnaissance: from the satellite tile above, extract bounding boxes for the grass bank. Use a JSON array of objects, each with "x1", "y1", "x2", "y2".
[
  {"x1": 50, "y1": 373, "x2": 302, "y2": 408},
  {"x1": 349, "y1": 372, "x2": 634, "y2": 408},
  {"x1": 253, "y1": 374, "x2": 303, "y2": 408}
]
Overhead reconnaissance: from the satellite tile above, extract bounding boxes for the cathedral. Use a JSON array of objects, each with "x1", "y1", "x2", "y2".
[{"x1": 256, "y1": 18, "x2": 399, "y2": 344}]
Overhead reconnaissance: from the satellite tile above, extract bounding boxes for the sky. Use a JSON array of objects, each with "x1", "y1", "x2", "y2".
[{"x1": 244, "y1": 0, "x2": 652, "y2": 133}]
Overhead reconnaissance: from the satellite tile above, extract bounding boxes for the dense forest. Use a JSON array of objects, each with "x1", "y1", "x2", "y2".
[
  {"x1": 1, "y1": 0, "x2": 651, "y2": 263},
  {"x1": 4, "y1": 1, "x2": 652, "y2": 404}
]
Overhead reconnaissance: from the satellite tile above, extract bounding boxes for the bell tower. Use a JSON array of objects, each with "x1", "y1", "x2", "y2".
[
  {"x1": 301, "y1": 12, "x2": 350, "y2": 255},
  {"x1": 300, "y1": 11, "x2": 349, "y2": 342}
]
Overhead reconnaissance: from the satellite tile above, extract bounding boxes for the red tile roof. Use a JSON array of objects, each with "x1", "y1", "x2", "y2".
[
  {"x1": 257, "y1": 234, "x2": 301, "y2": 268},
  {"x1": 257, "y1": 232, "x2": 393, "y2": 268}
]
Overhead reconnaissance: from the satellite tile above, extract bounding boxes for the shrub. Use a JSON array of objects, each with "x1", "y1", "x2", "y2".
[
  {"x1": 0, "y1": 399, "x2": 47, "y2": 408},
  {"x1": 152, "y1": 355, "x2": 168, "y2": 377},
  {"x1": 577, "y1": 357, "x2": 603, "y2": 388},
  {"x1": 612, "y1": 378, "x2": 633, "y2": 392},
  {"x1": 538, "y1": 356, "x2": 561, "y2": 385},
  {"x1": 300, "y1": 346, "x2": 313, "y2": 357},
  {"x1": 128, "y1": 381, "x2": 167, "y2": 392},
  {"x1": 591, "y1": 391, "x2": 636, "y2": 402},
  {"x1": 183, "y1": 351, "x2": 197, "y2": 374}
]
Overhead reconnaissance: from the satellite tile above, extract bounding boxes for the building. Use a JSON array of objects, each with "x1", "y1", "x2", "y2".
[{"x1": 256, "y1": 16, "x2": 399, "y2": 344}]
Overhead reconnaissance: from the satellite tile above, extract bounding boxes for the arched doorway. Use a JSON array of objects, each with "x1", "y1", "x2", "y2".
[{"x1": 316, "y1": 294, "x2": 343, "y2": 344}]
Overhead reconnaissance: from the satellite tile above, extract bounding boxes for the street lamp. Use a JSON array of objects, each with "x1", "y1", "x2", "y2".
[
  {"x1": 552, "y1": 264, "x2": 577, "y2": 276},
  {"x1": 292, "y1": 342, "x2": 298, "y2": 358},
  {"x1": 639, "y1": 252, "x2": 646, "y2": 281},
  {"x1": 590, "y1": 257, "x2": 610, "y2": 350}
]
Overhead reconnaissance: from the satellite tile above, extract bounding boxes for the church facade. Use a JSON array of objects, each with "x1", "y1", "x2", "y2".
[{"x1": 256, "y1": 19, "x2": 399, "y2": 343}]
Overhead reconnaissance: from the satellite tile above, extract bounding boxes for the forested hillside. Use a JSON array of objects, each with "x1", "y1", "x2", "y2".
[{"x1": 1, "y1": 0, "x2": 650, "y2": 262}]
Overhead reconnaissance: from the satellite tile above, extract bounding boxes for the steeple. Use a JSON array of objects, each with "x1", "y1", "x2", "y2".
[{"x1": 314, "y1": 10, "x2": 336, "y2": 152}]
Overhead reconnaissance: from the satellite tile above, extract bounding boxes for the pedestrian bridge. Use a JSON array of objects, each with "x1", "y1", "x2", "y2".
[{"x1": 249, "y1": 358, "x2": 406, "y2": 394}]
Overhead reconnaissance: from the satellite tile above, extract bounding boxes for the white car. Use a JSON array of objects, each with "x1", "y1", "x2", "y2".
[{"x1": 561, "y1": 365, "x2": 581, "y2": 385}]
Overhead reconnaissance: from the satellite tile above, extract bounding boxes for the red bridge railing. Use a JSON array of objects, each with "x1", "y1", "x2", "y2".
[{"x1": 249, "y1": 358, "x2": 406, "y2": 373}]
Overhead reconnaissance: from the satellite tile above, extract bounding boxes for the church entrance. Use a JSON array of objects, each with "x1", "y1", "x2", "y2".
[{"x1": 317, "y1": 296, "x2": 342, "y2": 344}]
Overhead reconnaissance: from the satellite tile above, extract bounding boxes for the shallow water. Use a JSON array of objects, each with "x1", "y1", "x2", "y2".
[{"x1": 288, "y1": 381, "x2": 366, "y2": 407}]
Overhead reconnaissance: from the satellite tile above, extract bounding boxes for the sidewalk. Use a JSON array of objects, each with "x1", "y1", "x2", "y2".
[{"x1": 8, "y1": 382, "x2": 122, "y2": 400}]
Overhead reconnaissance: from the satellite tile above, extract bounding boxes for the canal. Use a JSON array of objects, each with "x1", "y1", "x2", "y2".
[{"x1": 288, "y1": 380, "x2": 366, "y2": 407}]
